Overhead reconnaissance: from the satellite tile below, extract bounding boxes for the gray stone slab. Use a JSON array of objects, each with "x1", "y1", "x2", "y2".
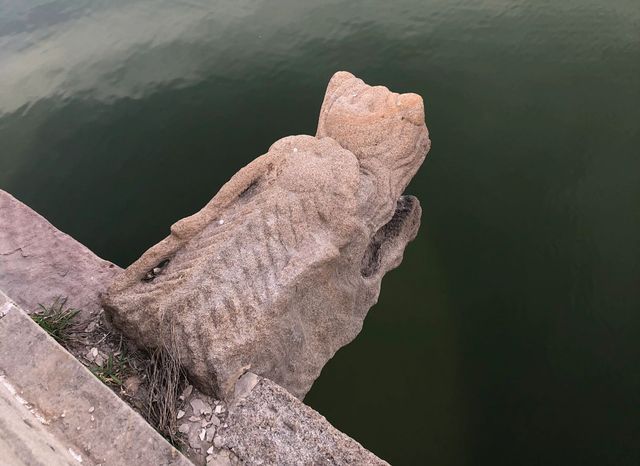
[
  {"x1": 0, "y1": 189, "x2": 120, "y2": 320},
  {"x1": 217, "y1": 374, "x2": 389, "y2": 465},
  {"x1": 0, "y1": 301, "x2": 192, "y2": 466},
  {"x1": 1, "y1": 376, "x2": 80, "y2": 466}
]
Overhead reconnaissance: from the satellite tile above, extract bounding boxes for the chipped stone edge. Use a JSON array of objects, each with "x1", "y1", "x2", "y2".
[
  {"x1": 0, "y1": 289, "x2": 16, "y2": 319},
  {"x1": 0, "y1": 297, "x2": 194, "y2": 466},
  {"x1": 0, "y1": 373, "x2": 50, "y2": 426}
]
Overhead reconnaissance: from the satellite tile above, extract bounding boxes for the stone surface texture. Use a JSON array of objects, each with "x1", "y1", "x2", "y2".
[
  {"x1": 0, "y1": 296, "x2": 192, "y2": 466},
  {"x1": 217, "y1": 374, "x2": 389, "y2": 465},
  {"x1": 0, "y1": 190, "x2": 119, "y2": 320},
  {"x1": 1, "y1": 373, "x2": 81, "y2": 466},
  {"x1": 103, "y1": 71, "x2": 431, "y2": 400}
]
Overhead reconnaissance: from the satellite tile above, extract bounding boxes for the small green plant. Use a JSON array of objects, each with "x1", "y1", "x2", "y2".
[
  {"x1": 32, "y1": 298, "x2": 80, "y2": 345},
  {"x1": 90, "y1": 353, "x2": 128, "y2": 387}
]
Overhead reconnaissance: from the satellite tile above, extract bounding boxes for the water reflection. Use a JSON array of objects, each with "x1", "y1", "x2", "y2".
[{"x1": 1, "y1": 0, "x2": 639, "y2": 464}]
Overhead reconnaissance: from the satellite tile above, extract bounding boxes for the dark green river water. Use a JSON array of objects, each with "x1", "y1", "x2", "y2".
[{"x1": 1, "y1": 1, "x2": 639, "y2": 464}]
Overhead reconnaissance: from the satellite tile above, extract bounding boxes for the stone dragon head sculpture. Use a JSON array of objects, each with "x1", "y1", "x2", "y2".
[{"x1": 102, "y1": 71, "x2": 430, "y2": 400}]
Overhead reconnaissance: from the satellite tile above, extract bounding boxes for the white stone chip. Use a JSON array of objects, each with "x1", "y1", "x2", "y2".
[
  {"x1": 179, "y1": 384, "x2": 193, "y2": 400},
  {"x1": 233, "y1": 372, "x2": 259, "y2": 401},
  {"x1": 0, "y1": 302, "x2": 13, "y2": 318},
  {"x1": 68, "y1": 448, "x2": 83, "y2": 463},
  {"x1": 84, "y1": 321, "x2": 97, "y2": 333},
  {"x1": 190, "y1": 398, "x2": 212, "y2": 416},
  {"x1": 94, "y1": 354, "x2": 106, "y2": 367}
]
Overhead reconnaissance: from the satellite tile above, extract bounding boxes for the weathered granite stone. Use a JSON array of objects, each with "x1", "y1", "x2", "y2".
[
  {"x1": 0, "y1": 190, "x2": 119, "y2": 319},
  {"x1": 102, "y1": 71, "x2": 430, "y2": 400},
  {"x1": 219, "y1": 374, "x2": 389, "y2": 465},
  {"x1": 1, "y1": 373, "x2": 82, "y2": 466}
]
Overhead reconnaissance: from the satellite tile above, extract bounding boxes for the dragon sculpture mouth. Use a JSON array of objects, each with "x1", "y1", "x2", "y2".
[{"x1": 361, "y1": 195, "x2": 420, "y2": 279}]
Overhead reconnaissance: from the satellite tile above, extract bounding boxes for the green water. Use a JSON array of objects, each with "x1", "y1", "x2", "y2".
[{"x1": 1, "y1": 1, "x2": 639, "y2": 464}]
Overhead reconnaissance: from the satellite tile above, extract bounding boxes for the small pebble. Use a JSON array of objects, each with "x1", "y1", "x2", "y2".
[
  {"x1": 213, "y1": 435, "x2": 224, "y2": 448},
  {"x1": 207, "y1": 446, "x2": 214, "y2": 455},
  {"x1": 90, "y1": 415, "x2": 95, "y2": 422},
  {"x1": 88, "y1": 406, "x2": 94, "y2": 413},
  {"x1": 199, "y1": 428, "x2": 206, "y2": 441},
  {"x1": 189, "y1": 416, "x2": 201, "y2": 422},
  {"x1": 84, "y1": 321, "x2": 97, "y2": 333},
  {"x1": 214, "y1": 405, "x2": 223, "y2": 414},
  {"x1": 190, "y1": 398, "x2": 212, "y2": 416},
  {"x1": 188, "y1": 430, "x2": 201, "y2": 449},
  {"x1": 178, "y1": 423, "x2": 190, "y2": 434},
  {"x1": 179, "y1": 385, "x2": 193, "y2": 401},
  {"x1": 123, "y1": 376, "x2": 141, "y2": 395},
  {"x1": 176, "y1": 410, "x2": 185, "y2": 419},
  {"x1": 94, "y1": 354, "x2": 106, "y2": 367}
]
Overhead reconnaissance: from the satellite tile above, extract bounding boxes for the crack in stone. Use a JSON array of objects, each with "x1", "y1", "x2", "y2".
[{"x1": 0, "y1": 247, "x2": 29, "y2": 258}]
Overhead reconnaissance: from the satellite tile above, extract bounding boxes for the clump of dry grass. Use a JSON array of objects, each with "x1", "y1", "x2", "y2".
[
  {"x1": 144, "y1": 322, "x2": 187, "y2": 446},
  {"x1": 36, "y1": 298, "x2": 188, "y2": 447}
]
